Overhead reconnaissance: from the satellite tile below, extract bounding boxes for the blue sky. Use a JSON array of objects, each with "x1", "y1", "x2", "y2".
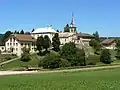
[{"x1": 0, "y1": 0, "x2": 120, "y2": 36}]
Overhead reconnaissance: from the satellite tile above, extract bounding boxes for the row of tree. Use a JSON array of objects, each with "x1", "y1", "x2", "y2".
[{"x1": 36, "y1": 33, "x2": 60, "y2": 55}]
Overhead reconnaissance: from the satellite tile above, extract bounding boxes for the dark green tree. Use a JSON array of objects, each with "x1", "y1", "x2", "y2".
[
  {"x1": 14, "y1": 30, "x2": 17, "y2": 34},
  {"x1": 56, "y1": 30, "x2": 59, "y2": 32},
  {"x1": 36, "y1": 36, "x2": 44, "y2": 55},
  {"x1": 32, "y1": 28, "x2": 35, "y2": 32},
  {"x1": 100, "y1": 49, "x2": 112, "y2": 64},
  {"x1": 71, "y1": 48, "x2": 86, "y2": 66},
  {"x1": 38, "y1": 54, "x2": 61, "y2": 69},
  {"x1": 115, "y1": 39, "x2": 120, "y2": 59},
  {"x1": 21, "y1": 47, "x2": 31, "y2": 62},
  {"x1": 20, "y1": 29, "x2": 24, "y2": 34},
  {"x1": 16, "y1": 31, "x2": 19, "y2": 34},
  {"x1": 43, "y1": 35, "x2": 51, "y2": 52},
  {"x1": 52, "y1": 33, "x2": 60, "y2": 52},
  {"x1": 64, "y1": 24, "x2": 70, "y2": 32},
  {"x1": 2, "y1": 31, "x2": 12, "y2": 45},
  {"x1": 60, "y1": 42, "x2": 76, "y2": 61},
  {"x1": 93, "y1": 31, "x2": 100, "y2": 42},
  {"x1": 25, "y1": 32, "x2": 30, "y2": 35},
  {"x1": 89, "y1": 39, "x2": 101, "y2": 54}
]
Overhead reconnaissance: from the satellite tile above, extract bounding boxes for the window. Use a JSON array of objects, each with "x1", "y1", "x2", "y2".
[
  {"x1": 13, "y1": 43, "x2": 15, "y2": 46},
  {"x1": 16, "y1": 43, "x2": 18, "y2": 46},
  {"x1": 65, "y1": 39, "x2": 66, "y2": 42},
  {"x1": 13, "y1": 38, "x2": 15, "y2": 42},
  {"x1": 2, "y1": 47, "x2": 4, "y2": 50},
  {"x1": 7, "y1": 43, "x2": 9, "y2": 46},
  {"x1": 21, "y1": 43, "x2": 23, "y2": 46},
  {"x1": 10, "y1": 38, "x2": 12, "y2": 42},
  {"x1": 10, "y1": 43, "x2": 12, "y2": 46},
  {"x1": 16, "y1": 48, "x2": 18, "y2": 51},
  {"x1": 25, "y1": 43, "x2": 27, "y2": 46}
]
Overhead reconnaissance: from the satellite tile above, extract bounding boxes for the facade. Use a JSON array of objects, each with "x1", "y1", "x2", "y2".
[
  {"x1": 102, "y1": 39, "x2": 116, "y2": 49},
  {"x1": 5, "y1": 34, "x2": 36, "y2": 56},
  {"x1": 31, "y1": 26, "x2": 57, "y2": 42}
]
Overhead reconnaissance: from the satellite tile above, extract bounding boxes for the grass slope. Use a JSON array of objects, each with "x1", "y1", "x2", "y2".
[
  {"x1": 0, "y1": 54, "x2": 42, "y2": 70},
  {"x1": 0, "y1": 68, "x2": 120, "y2": 90}
]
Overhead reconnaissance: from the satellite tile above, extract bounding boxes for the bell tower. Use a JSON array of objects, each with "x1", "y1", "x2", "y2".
[{"x1": 69, "y1": 12, "x2": 77, "y2": 33}]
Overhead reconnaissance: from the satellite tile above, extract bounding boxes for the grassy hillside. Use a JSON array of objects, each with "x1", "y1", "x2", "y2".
[
  {"x1": 0, "y1": 53, "x2": 42, "y2": 70},
  {"x1": 0, "y1": 68, "x2": 120, "y2": 89}
]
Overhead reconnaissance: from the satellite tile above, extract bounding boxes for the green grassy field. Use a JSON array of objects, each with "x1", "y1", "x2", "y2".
[{"x1": 0, "y1": 68, "x2": 120, "y2": 90}]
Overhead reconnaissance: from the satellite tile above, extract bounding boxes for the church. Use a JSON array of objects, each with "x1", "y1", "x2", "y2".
[{"x1": 59, "y1": 13, "x2": 94, "y2": 48}]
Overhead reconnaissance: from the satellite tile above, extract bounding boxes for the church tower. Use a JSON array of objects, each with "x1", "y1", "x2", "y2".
[{"x1": 69, "y1": 13, "x2": 77, "y2": 33}]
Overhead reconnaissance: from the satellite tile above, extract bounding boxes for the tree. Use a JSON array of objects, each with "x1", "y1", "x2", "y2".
[
  {"x1": 16, "y1": 31, "x2": 19, "y2": 34},
  {"x1": 36, "y1": 36, "x2": 44, "y2": 55},
  {"x1": 64, "y1": 24, "x2": 70, "y2": 32},
  {"x1": 38, "y1": 53, "x2": 61, "y2": 69},
  {"x1": 71, "y1": 48, "x2": 86, "y2": 66},
  {"x1": 32, "y1": 28, "x2": 35, "y2": 32},
  {"x1": 14, "y1": 30, "x2": 17, "y2": 34},
  {"x1": 2, "y1": 31, "x2": 12, "y2": 45},
  {"x1": 89, "y1": 39, "x2": 101, "y2": 54},
  {"x1": 25, "y1": 32, "x2": 30, "y2": 35},
  {"x1": 115, "y1": 39, "x2": 120, "y2": 59},
  {"x1": 21, "y1": 47, "x2": 31, "y2": 62},
  {"x1": 20, "y1": 30, "x2": 24, "y2": 34},
  {"x1": 93, "y1": 31, "x2": 100, "y2": 42},
  {"x1": 60, "y1": 42, "x2": 76, "y2": 59},
  {"x1": 56, "y1": 30, "x2": 59, "y2": 32},
  {"x1": 43, "y1": 35, "x2": 51, "y2": 52},
  {"x1": 52, "y1": 33, "x2": 60, "y2": 52},
  {"x1": 100, "y1": 49, "x2": 112, "y2": 64}
]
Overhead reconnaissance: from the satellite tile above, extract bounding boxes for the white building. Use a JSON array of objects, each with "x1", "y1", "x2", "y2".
[
  {"x1": 5, "y1": 34, "x2": 36, "y2": 56},
  {"x1": 59, "y1": 13, "x2": 94, "y2": 48},
  {"x1": 31, "y1": 26, "x2": 57, "y2": 42}
]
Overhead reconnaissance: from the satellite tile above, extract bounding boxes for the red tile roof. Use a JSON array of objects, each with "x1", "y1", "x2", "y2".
[
  {"x1": 102, "y1": 39, "x2": 115, "y2": 45},
  {"x1": 13, "y1": 34, "x2": 36, "y2": 42}
]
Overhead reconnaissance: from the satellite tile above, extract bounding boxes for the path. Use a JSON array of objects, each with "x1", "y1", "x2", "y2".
[
  {"x1": 0, "y1": 57, "x2": 20, "y2": 66},
  {"x1": 0, "y1": 65, "x2": 120, "y2": 76}
]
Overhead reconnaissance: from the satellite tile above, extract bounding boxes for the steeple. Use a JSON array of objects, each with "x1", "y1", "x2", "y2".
[
  {"x1": 69, "y1": 12, "x2": 77, "y2": 33},
  {"x1": 70, "y1": 12, "x2": 76, "y2": 27}
]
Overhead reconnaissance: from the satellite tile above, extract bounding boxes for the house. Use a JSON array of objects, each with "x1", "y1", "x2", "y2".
[
  {"x1": 31, "y1": 26, "x2": 57, "y2": 42},
  {"x1": 5, "y1": 34, "x2": 36, "y2": 56},
  {"x1": 102, "y1": 39, "x2": 116, "y2": 49}
]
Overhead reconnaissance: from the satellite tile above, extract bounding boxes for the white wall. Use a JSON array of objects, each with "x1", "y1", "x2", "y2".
[{"x1": 31, "y1": 33, "x2": 55, "y2": 42}]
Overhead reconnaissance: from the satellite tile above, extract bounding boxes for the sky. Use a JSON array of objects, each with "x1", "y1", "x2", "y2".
[{"x1": 0, "y1": 0, "x2": 120, "y2": 36}]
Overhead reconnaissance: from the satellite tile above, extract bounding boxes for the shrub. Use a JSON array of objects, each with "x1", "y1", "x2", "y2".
[
  {"x1": 6, "y1": 56, "x2": 12, "y2": 60},
  {"x1": 39, "y1": 54, "x2": 61, "y2": 69},
  {"x1": 87, "y1": 55, "x2": 100, "y2": 65},
  {"x1": 59, "y1": 58, "x2": 70, "y2": 67},
  {"x1": 100, "y1": 49, "x2": 112, "y2": 64},
  {"x1": 21, "y1": 54, "x2": 31, "y2": 62},
  {"x1": 21, "y1": 47, "x2": 31, "y2": 62}
]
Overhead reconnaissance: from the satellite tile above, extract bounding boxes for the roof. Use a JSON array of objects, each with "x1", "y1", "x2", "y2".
[
  {"x1": 77, "y1": 33, "x2": 94, "y2": 38},
  {"x1": 11, "y1": 34, "x2": 36, "y2": 42},
  {"x1": 102, "y1": 39, "x2": 115, "y2": 45},
  {"x1": 31, "y1": 26, "x2": 57, "y2": 34},
  {"x1": 59, "y1": 32, "x2": 94, "y2": 38}
]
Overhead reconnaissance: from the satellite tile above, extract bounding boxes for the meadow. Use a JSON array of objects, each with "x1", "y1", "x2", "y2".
[{"x1": 0, "y1": 68, "x2": 120, "y2": 90}]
